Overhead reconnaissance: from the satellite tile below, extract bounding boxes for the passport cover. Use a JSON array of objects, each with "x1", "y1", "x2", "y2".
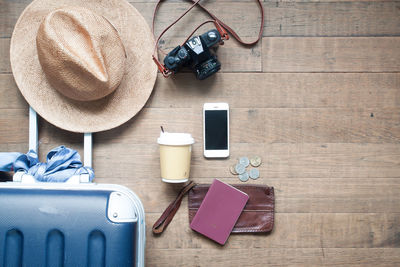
[
  {"x1": 189, "y1": 184, "x2": 274, "y2": 233},
  {"x1": 189, "y1": 179, "x2": 249, "y2": 245}
]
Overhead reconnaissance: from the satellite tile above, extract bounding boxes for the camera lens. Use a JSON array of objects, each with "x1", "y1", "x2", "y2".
[{"x1": 195, "y1": 58, "x2": 221, "y2": 80}]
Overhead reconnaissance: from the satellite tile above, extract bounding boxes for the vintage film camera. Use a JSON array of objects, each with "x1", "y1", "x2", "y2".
[
  {"x1": 163, "y1": 29, "x2": 222, "y2": 80},
  {"x1": 152, "y1": 0, "x2": 263, "y2": 80}
]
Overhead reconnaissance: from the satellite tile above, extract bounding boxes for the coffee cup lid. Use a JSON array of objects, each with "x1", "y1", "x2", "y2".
[{"x1": 157, "y1": 131, "x2": 195, "y2": 146}]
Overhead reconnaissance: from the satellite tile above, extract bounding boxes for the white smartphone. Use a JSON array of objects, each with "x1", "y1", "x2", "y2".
[{"x1": 203, "y1": 103, "x2": 229, "y2": 158}]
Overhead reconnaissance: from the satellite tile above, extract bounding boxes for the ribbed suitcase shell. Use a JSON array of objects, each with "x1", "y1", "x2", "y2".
[
  {"x1": 0, "y1": 182, "x2": 145, "y2": 267},
  {"x1": 0, "y1": 108, "x2": 146, "y2": 266}
]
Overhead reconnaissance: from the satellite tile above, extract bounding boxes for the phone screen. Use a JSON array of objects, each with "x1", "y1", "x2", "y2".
[{"x1": 205, "y1": 110, "x2": 228, "y2": 150}]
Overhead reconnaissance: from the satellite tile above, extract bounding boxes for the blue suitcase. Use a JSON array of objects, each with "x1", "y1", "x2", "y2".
[{"x1": 0, "y1": 108, "x2": 146, "y2": 267}]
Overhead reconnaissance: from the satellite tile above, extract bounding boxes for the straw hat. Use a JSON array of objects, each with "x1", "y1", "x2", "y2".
[{"x1": 10, "y1": 0, "x2": 157, "y2": 133}]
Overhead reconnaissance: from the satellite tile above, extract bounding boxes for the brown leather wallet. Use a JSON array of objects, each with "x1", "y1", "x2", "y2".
[
  {"x1": 189, "y1": 184, "x2": 274, "y2": 233},
  {"x1": 152, "y1": 181, "x2": 275, "y2": 234}
]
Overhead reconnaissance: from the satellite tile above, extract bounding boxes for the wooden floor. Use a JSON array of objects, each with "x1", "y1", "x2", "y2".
[{"x1": 1, "y1": 0, "x2": 400, "y2": 266}]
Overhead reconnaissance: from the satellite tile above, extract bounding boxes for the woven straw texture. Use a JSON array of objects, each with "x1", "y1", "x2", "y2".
[{"x1": 10, "y1": 0, "x2": 157, "y2": 133}]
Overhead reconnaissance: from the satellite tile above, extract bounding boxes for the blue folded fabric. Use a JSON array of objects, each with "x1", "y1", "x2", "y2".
[{"x1": 0, "y1": 146, "x2": 94, "y2": 182}]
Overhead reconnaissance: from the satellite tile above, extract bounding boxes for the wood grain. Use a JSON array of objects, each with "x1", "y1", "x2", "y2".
[
  {"x1": 16, "y1": 142, "x2": 399, "y2": 180},
  {"x1": 0, "y1": 74, "x2": 27, "y2": 109},
  {"x1": 1, "y1": 107, "x2": 399, "y2": 144},
  {"x1": 147, "y1": 73, "x2": 400, "y2": 109},
  {"x1": 2, "y1": 73, "x2": 400, "y2": 109},
  {"x1": 98, "y1": 107, "x2": 400, "y2": 143},
  {"x1": 146, "y1": 248, "x2": 400, "y2": 267},
  {"x1": 91, "y1": 142, "x2": 400, "y2": 179},
  {"x1": 92, "y1": 176, "x2": 400, "y2": 213},
  {"x1": 262, "y1": 1, "x2": 400, "y2": 37},
  {"x1": 2, "y1": 1, "x2": 400, "y2": 38},
  {"x1": 0, "y1": 109, "x2": 28, "y2": 144},
  {"x1": 0, "y1": 38, "x2": 10, "y2": 73},
  {"x1": 263, "y1": 37, "x2": 400, "y2": 72},
  {"x1": 145, "y1": 212, "x2": 400, "y2": 249}
]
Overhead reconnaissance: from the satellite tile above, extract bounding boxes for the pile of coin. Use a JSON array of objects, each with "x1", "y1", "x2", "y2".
[{"x1": 230, "y1": 156, "x2": 262, "y2": 182}]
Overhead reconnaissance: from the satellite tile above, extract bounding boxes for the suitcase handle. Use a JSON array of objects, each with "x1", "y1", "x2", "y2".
[
  {"x1": 29, "y1": 107, "x2": 92, "y2": 168},
  {"x1": 13, "y1": 107, "x2": 93, "y2": 183}
]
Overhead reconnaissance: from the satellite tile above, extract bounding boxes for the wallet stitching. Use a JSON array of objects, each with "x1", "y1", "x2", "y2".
[
  {"x1": 188, "y1": 208, "x2": 273, "y2": 212},
  {"x1": 233, "y1": 229, "x2": 272, "y2": 232}
]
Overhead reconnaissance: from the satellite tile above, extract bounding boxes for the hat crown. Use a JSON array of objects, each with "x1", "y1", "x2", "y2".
[{"x1": 36, "y1": 7, "x2": 126, "y2": 101}]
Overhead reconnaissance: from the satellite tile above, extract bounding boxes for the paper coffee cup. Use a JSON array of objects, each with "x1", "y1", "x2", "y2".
[{"x1": 157, "y1": 132, "x2": 195, "y2": 183}]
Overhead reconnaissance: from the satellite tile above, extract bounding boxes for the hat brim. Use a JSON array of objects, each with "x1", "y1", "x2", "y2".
[{"x1": 10, "y1": 0, "x2": 157, "y2": 133}]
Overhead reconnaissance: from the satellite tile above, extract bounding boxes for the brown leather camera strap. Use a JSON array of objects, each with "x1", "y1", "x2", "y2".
[
  {"x1": 152, "y1": 181, "x2": 196, "y2": 234},
  {"x1": 187, "y1": 0, "x2": 264, "y2": 46},
  {"x1": 152, "y1": 0, "x2": 264, "y2": 76}
]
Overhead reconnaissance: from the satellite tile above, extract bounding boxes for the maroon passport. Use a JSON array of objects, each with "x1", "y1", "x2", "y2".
[{"x1": 189, "y1": 179, "x2": 249, "y2": 245}]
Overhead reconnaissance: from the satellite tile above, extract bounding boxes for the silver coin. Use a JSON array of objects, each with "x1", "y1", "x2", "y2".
[
  {"x1": 239, "y1": 157, "x2": 250, "y2": 167},
  {"x1": 239, "y1": 172, "x2": 249, "y2": 182},
  {"x1": 235, "y1": 163, "x2": 246, "y2": 174},
  {"x1": 249, "y1": 168, "x2": 260, "y2": 180},
  {"x1": 230, "y1": 164, "x2": 238, "y2": 175},
  {"x1": 250, "y1": 156, "x2": 262, "y2": 167}
]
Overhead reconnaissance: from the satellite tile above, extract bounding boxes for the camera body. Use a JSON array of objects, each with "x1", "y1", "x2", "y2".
[{"x1": 164, "y1": 29, "x2": 222, "y2": 80}]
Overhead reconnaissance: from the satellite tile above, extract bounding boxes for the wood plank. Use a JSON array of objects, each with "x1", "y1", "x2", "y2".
[
  {"x1": 0, "y1": 143, "x2": 28, "y2": 155},
  {"x1": 0, "y1": 109, "x2": 28, "y2": 144},
  {"x1": 2, "y1": 2, "x2": 400, "y2": 38},
  {"x1": 263, "y1": 108, "x2": 400, "y2": 143},
  {"x1": 132, "y1": 0, "x2": 399, "y2": 2},
  {"x1": 262, "y1": 37, "x2": 400, "y2": 72},
  {"x1": 147, "y1": 73, "x2": 400, "y2": 108},
  {"x1": 0, "y1": 74, "x2": 27, "y2": 109},
  {"x1": 146, "y1": 248, "x2": 400, "y2": 267},
  {"x1": 93, "y1": 142, "x2": 400, "y2": 179},
  {"x1": 92, "y1": 176, "x2": 400, "y2": 213},
  {"x1": 1, "y1": 107, "x2": 400, "y2": 143},
  {"x1": 145, "y1": 212, "x2": 400, "y2": 249},
  {"x1": 23, "y1": 142, "x2": 399, "y2": 179},
  {"x1": 0, "y1": 109, "x2": 83, "y2": 144},
  {"x1": 263, "y1": 1, "x2": 400, "y2": 37},
  {"x1": 132, "y1": 0, "x2": 398, "y2": 2},
  {"x1": 2, "y1": 73, "x2": 400, "y2": 109},
  {"x1": 66, "y1": 108, "x2": 400, "y2": 143},
  {"x1": 0, "y1": 38, "x2": 10, "y2": 73}
]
